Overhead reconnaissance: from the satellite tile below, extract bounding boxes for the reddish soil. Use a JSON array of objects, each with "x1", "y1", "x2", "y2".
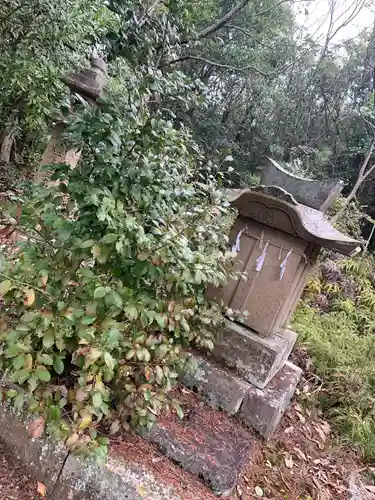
[
  {"x1": 0, "y1": 441, "x2": 36, "y2": 499},
  {"x1": 111, "y1": 389, "x2": 374, "y2": 500}
]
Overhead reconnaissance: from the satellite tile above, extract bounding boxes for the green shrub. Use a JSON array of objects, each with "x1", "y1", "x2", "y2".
[{"x1": 0, "y1": 71, "x2": 238, "y2": 459}]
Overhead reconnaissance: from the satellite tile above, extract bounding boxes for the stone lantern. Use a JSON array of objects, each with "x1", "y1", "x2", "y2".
[
  {"x1": 38, "y1": 58, "x2": 107, "y2": 174},
  {"x1": 183, "y1": 159, "x2": 361, "y2": 439}
]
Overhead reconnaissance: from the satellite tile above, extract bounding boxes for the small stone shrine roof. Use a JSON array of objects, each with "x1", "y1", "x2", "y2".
[
  {"x1": 61, "y1": 57, "x2": 107, "y2": 100},
  {"x1": 227, "y1": 184, "x2": 361, "y2": 257},
  {"x1": 258, "y1": 158, "x2": 343, "y2": 212}
]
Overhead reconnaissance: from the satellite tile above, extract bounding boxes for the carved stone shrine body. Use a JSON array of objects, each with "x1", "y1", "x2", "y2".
[{"x1": 198, "y1": 159, "x2": 362, "y2": 438}]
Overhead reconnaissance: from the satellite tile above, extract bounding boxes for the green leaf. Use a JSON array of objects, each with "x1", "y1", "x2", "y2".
[
  {"x1": 155, "y1": 365, "x2": 163, "y2": 384},
  {"x1": 49, "y1": 405, "x2": 61, "y2": 421},
  {"x1": 125, "y1": 349, "x2": 135, "y2": 360},
  {"x1": 14, "y1": 393, "x2": 24, "y2": 412},
  {"x1": 58, "y1": 227, "x2": 72, "y2": 241},
  {"x1": 6, "y1": 389, "x2": 18, "y2": 399},
  {"x1": 175, "y1": 404, "x2": 184, "y2": 419},
  {"x1": 12, "y1": 355, "x2": 25, "y2": 370},
  {"x1": 0, "y1": 280, "x2": 11, "y2": 296},
  {"x1": 142, "y1": 348, "x2": 150, "y2": 362},
  {"x1": 106, "y1": 291, "x2": 123, "y2": 308},
  {"x1": 39, "y1": 353, "x2": 53, "y2": 366},
  {"x1": 53, "y1": 357, "x2": 64, "y2": 375},
  {"x1": 102, "y1": 233, "x2": 118, "y2": 244},
  {"x1": 92, "y1": 392, "x2": 103, "y2": 408},
  {"x1": 81, "y1": 316, "x2": 96, "y2": 325},
  {"x1": 80, "y1": 239, "x2": 95, "y2": 248},
  {"x1": 17, "y1": 370, "x2": 31, "y2": 384},
  {"x1": 92, "y1": 245, "x2": 101, "y2": 259},
  {"x1": 86, "y1": 348, "x2": 102, "y2": 364},
  {"x1": 155, "y1": 313, "x2": 166, "y2": 329},
  {"x1": 124, "y1": 305, "x2": 138, "y2": 320},
  {"x1": 104, "y1": 352, "x2": 115, "y2": 371},
  {"x1": 36, "y1": 366, "x2": 51, "y2": 382},
  {"x1": 180, "y1": 317, "x2": 190, "y2": 332},
  {"x1": 94, "y1": 287, "x2": 108, "y2": 299},
  {"x1": 43, "y1": 331, "x2": 54, "y2": 349}
]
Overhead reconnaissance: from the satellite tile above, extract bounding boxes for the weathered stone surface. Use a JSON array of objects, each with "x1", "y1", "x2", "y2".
[
  {"x1": 0, "y1": 396, "x2": 180, "y2": 499},
  {"x1": 258, "y1": 157, "x2": 342, "y2": 211},
  {"x1": 181, "y1": 355, "x2": 250, "y2": 415},
  {"x1": 62, "y1": 57, "x2": 107, "y2": 100},
  {"x1": 54, "y1": 453, "x2": 180, "y2": 500},
  {"x1": 238, "y1": 361, "x2": 302, "y2": 439},
  {"x1": 143, "y1": 405, "x2": 255, "y2": 497},
  {"x1": 0, "y1": 401, "x2": 67, "y2": 490},
  {"x1": 212, "y1": 321, "x2": 297, "y2": 389}
]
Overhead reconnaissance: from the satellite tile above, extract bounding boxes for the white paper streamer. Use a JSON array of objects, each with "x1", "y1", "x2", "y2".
[
  {"x1": 231, "y1": 228, "x2": 245, "y2": 253},
  {"x1": 255, "y1": 241, "x2": 269, "y2": 272},
  {"x1": 279, "y1": 248, "x2": 293, "y2": 280}
]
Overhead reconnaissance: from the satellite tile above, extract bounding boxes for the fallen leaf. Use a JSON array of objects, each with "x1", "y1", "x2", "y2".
[
  {"x1": 136, "y1": 484, "x2": 145, "y2": 497},
  {"x1": 75, "y1": 389, "x2": 86, "y2": 402},
  {"x1": 315, "y1": 426, "x2": 328, "y2": 443},
  {"x1": 320, "y1": 421, "x2": 331, "y2": 436},
  {"x1": 312, "y1": 477, "x2": 322, "y2": 489},
  {"x1": 296, "y1": 411, "x2": 306, "y2": 423},
  {"x1": 255, "y1": 485, "x2": 264, "y2": 497},
  {"x1": 285, "y1": 455, "x2": 294, "y2": 469},
  {"x1": 37, "y1": 481, "x2": 46, "y2": 497},
  {"x1": 28, "y1": 416, "x2": 45, "y2": 439},
  {"x1": 302, "y1": 383, "x2": 310, "y2": 393},
  {"x1": 65, "y1": 433, "x2": 79, "y2": 449},
  {"x1": 110, "y1": 420, "x2": 120, "y2": 435},
  {"x1": 294, "y1": 447, "x2": 307, "y2": 460}
]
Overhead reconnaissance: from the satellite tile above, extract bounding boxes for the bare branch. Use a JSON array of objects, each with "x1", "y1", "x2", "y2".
[
  {"x1": 197, "y1": 0, "x2": 250, "y2": 39},
  {"x1": 160, "y1": 55, "x2": 268, "y2": 76},
  {"x1": 332, "y1": 126, "x2": 375, "y2": 223}
]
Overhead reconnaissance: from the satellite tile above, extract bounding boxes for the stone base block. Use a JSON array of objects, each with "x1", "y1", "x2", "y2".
[
  {"x1": 142, "y1": 405, "x2": 256, "y2": 497},
  {"x1": 212, "y1": 321, "x2": 297, "y2": 389},
  {"x1": 181, "y1": 355, "x2": 251, "y2": 415},
  {"x1": 238, "y1": 361, "x2": 302, "y2": 439}
]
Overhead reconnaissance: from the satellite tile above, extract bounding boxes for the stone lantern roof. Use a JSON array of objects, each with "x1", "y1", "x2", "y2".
[
  {"x1": 61, "y1": 57, "x2": 107, "y2": 100},
  {"x1": 228, "y1": 158, "x2": 361, "y2": 257}
]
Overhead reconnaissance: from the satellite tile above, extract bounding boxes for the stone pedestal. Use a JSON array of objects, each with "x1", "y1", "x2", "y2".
[{"x1": 212, "y1": 321, "x2": 296, "y2": 389}]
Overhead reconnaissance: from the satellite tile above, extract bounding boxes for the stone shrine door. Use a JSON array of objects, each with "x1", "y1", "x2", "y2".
[{"x1": 224, "y1": 217, "x2": 309, "y2": 337}]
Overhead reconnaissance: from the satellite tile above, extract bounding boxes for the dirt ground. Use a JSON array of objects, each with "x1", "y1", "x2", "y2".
[
  {"x1": 0, "y1": 441, "x2": 35, "y2": 500},
  {"x1": 112, "y1": 385, "x2": 375, "y2": 500}
]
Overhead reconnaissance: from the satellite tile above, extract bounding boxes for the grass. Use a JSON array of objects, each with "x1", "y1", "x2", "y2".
[{"x1": 292, "y1": 256, "x2": 375, "y2": 461}]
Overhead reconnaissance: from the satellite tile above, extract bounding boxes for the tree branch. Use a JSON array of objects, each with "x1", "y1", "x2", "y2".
[
  {"x1": 159, "y1": 55, "x2": 268, "y2": 76},
  {"x1": 197, "y1": 0, "x2": 250, "y2": 39}
]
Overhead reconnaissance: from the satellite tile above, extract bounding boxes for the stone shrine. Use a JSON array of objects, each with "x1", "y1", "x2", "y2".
[
  {"x1": 183, "y1": 158, "x2": 361, "y2": 441},
  {"x1": 38, "y1": 58, "x2": 107, "y2": 177}
]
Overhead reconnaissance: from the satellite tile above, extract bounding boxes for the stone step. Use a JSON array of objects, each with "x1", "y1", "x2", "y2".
[
  {"x1": 180, "y1": 354, "x2": 302, "y2": 440},
  {"x1": 181, "y1": 354, "x2": 250, "y2": 415},
  {"x1": 141, "y1": 398, "x2": 257, "y2": 497},
  {"x1": 238, "y1": 361, "x2": 302, "y2": 439},
  {"x1": 212, "y1": 320, "x2": 297, "y2": 389}
]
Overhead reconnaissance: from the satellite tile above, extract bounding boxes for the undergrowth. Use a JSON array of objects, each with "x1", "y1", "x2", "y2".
[{"x1": 294, "y1": 254, "x2": 375, "y2": 461}]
